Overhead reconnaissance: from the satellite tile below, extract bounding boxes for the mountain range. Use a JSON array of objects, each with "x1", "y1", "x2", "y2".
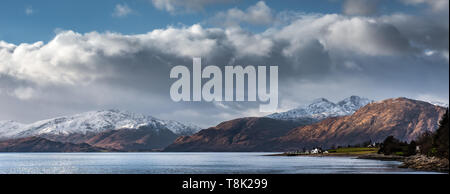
[
  {"x1": 0, "y1": 96, "x2": 447, "y2": 152},
  {"x1": 0, "y1": 109, "x2": 200, "y2": 140},
  {"x1": 0, "y1": 110, "x2": 200, "y2": 151},
  {"x1": 268, "y1": 97, "x2": 446, "y2": 150},
  {"x1": 166, "y1": 97, "x2": 447, "y2": 151}
]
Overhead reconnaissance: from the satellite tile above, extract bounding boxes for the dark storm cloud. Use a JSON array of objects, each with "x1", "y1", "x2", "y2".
[{"x1": 380, "y1": 14, "x2": 449, "y2": 54}]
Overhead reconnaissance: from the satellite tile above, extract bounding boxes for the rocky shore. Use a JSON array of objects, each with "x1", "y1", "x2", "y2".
[
  {"x1": 399, "y1": 155, "x2": 449, "y2": 172},
  {"x1": 272, "y1": 153, "x2": 449, "y2": 172},
  {"x1": 357, "y1": 154, "x2": 449, "y2": 172}
]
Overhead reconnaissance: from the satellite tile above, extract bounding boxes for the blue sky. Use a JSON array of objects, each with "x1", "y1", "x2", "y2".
[{"x1": 1, "y1": 0, "x2": 418, "y2": 44}]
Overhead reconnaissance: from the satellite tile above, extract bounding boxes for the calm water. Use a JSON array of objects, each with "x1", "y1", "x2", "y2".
[{"x1": 0, "y1": 152, "x2": 440, "y2": 174}]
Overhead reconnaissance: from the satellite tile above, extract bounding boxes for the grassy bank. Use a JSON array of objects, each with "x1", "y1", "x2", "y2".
[{"x1": 327, "y1": 147, "x2": 379, "y2": 155}]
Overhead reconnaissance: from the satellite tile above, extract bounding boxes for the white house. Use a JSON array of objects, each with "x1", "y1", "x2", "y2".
[{"x1": 311, "y1": 148, "x2": 319, "y2": 154}]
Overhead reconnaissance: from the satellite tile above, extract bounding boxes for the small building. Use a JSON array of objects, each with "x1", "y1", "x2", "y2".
[
  {"x1": 367, "y1": 142, "x2": 377, "y2": 148},
  {"x1": 310, "y1": 148, "x2": 320, "y2": 154}
]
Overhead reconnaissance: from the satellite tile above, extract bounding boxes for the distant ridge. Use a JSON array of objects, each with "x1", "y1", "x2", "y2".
[
  {"x1": 267, "y1": 95, "x2": 372, "y2": 121},
  {"x1": 0, "y1": 110, "x2": 201, "y2": 151},
  {"x1": 0, "y1": 97, "x2": 446, "y2": 152},
  {"x1": 0, "y1": 137, "x2": 112, "y2": 152}
]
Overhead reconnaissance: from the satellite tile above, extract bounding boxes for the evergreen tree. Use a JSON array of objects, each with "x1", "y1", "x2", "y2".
[
  {"x1": 407, "y1": 141, "x2": 417, "y2": 156},
  {"x1": 433, "y1": 109, "x2": 449, "y2": 158},
  {"x1": 416, "y1": 131, "x2": 434, "y2": 156}
]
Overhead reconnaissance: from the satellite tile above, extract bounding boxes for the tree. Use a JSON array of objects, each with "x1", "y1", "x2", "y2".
[
  {"x1": 407, "y1": 141, "x2": 417, "y2": 156},
  {"x1": 362, "y1": 140, "x2": 372, "y2": 147},
  {"x1": 416, "y1": 131, "x2": 434, "y2": 156},
  {"x1": 379, "y1": 136, "x2": 405, "y2": 155},
  {"x1": 433, "y1": 109, "x2": 449, "y2": 158}
]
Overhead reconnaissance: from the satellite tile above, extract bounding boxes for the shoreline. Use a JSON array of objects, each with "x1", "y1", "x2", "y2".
[
  {"x1": 358, "y1": 154, "x2": 448, "y2": 173},
  {"x1": 399, "y1": 155, "x2": 449, "y2": 172},
  {"x1": 268, "y1": 152, "x2": 449, "y2": 173}
]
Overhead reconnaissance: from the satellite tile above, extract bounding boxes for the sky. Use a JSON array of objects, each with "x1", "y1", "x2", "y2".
[{"x1": 0, "y1": 0, "x2": 449, "y2": 127}]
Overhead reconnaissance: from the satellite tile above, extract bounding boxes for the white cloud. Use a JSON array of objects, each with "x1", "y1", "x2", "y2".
[
  {"x1": 325, "y1": 17, "x2": 413, "y2": 56},
  {"x1": 416, "y1": 94, "x2": 449, "y2": 105},
  {"x1": 0, "y1": 25, "x2": 223, "y2": 85},
  {"x1": 274, "y1": 14, "x2": 414, "y2": 57},
  {"x1": 113, "y1": 4, "x2": 132, "y2": 17},
  {"x1": 25, "y1": 6, "x2": 34, "y2": 15},
  {"x1": 213, "y1": 101, "x2": 230, "y2": 109},
  {"x1": 225, "y1": 27, "x2": 273, "y2": 57},
  {"x1": 212, "y1": 1, "x2": 274, "y2": 26},
  {"x1": 1, "y1": 13, "x2": 445, "y2": 87},
  {"x1": 151, "y1": 0, "x2": 231, "y2": 14},
  {"x1": 11, "y1": 87, "x2": 35, "y2": 100}
]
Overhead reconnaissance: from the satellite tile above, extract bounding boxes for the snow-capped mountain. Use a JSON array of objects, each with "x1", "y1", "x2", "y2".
[
  {"x1": 0, "y1": 109, "x2": 200, "y2": 140},
  {"x1": 338, "y1": 96, "x2": 374, "y2": 113},
  {"x1": 0, "y1": 120, "x2": 27, "y2": 139},
  {"x1": 428, "y1": 101, "x2": 448, "y2": 108},
  {"x1": 267, "y1": 96, "x2": 372, "y2": 121}
]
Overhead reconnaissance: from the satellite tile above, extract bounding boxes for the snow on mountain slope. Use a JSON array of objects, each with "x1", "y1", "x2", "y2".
[
  {"x1": 267, "y1": 96, "x2": 372, "y2": 121},
  {"x1": 337, "y1": 96, "x2": 373, "y2": 113},
  {"x1": 0, "y1": 120, "x2": 27, "y2": 139},
  {"x1": 0, "y1": 110, "x2": 200, "y2": 139},
  {"x1": 428, "y1": 101, "x2": 448, "y2": 108}
]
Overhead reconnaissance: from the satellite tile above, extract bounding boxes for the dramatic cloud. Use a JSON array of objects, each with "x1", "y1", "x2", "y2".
[
  {"x1": 113, "y1": 4, "x2": 132, "y2": 17},
  {"x1": 326, "y1": 17, "x2": 414, "y2": 56},
  {"x1": 379, "y1": 13, "x2": 449, "y2": 60},
  {"x1": 0, "y1": 25, "x2": 221, "y2": 86},
  {"x1": 273, "y1": 14, "x2": 416, "y2": 57},
  {"x1": 0, "y1": 3, "x2": 448, "y2": 127},
  {"x1": 2, "y1": 14, "x2": 434, "y2": 86}
]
